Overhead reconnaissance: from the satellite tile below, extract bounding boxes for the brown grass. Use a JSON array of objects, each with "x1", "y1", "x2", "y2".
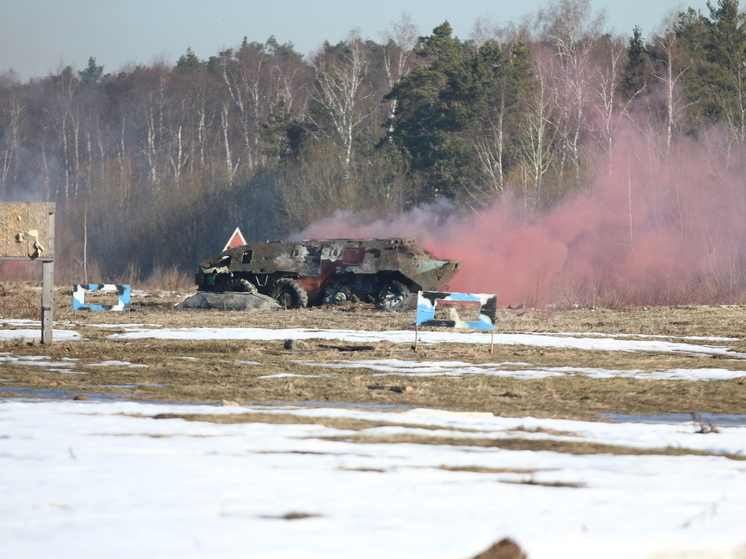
[
  {"x1": 1, "y1": 284, "x2": 746, "y2": 422},
  {"x1": 275, "y1": 512, "x2": 320, "y2": 520},
  {"x1": 319, "y1": 433, "x2": 746, "y2": 460},
  {"x1": 151, "y1": 411, "x2": 466, "y2": 432},
  {"x1": 501, "y1": 479, "x2": 586, "y2": 488},
  {"x1": 436, "y1": 466, "x2": 541, "y2": 474},
  {"x1": 143, "y1": 410, "x2": 746, "y2": 460},
  {"x1": 142, "y1": 265, "x2": 193, "y2": 293},
  {"x1": 0, "y1": 281, "x2": 41, "y2": 319}
]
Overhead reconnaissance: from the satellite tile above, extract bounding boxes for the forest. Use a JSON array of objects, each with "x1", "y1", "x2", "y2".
[{"x1": 3, "y1": 0, "x2": 746, "y2": 306}]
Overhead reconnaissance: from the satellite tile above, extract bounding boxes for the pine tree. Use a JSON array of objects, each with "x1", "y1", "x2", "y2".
[
  {"x1": 673, "y1": 0, "x2": 746, "y2": 138},
  {"x1": 704, "y1": 0, "x2": 746, "y2": 140},
  {"x1": 621, "y1": 27, "x2": 649, "y2": 99},
  {"x1": 384, "y1": 22, "x2": 477, "y2": 202},
  {"x1": 176, "y1": 48, "x2": 205, "y2": 73},
  {"x1": 78, "y1": 57, "x2": 104, "y2": 86}
]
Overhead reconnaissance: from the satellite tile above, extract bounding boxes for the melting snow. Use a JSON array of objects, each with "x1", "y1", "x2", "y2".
[
  {"x1": 1, "y1": 399, "x2": 744, "y2": 559},
  {"x1": 3, "y1": 317, "x2": 746, "y2": 557},
  {"x1": 106, "y1": 327, "x2": 746, "y2": 358},
  {"x1": 0, "y1": 328, "x2": 83, "y2": 341},
  {"x1": 85, "y1": 360, "x2": 148, "y2": 368}
]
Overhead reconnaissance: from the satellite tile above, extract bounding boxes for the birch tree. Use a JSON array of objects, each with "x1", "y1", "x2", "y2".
[
  {"x1": 0, "y1": 80, "x2": 23, "y2": 195},
  {"x1": 380, "y1": 14, "x2": 419, "y2": 134},
  {"x1": 311, "y1": 32, "x2": 375, "y2": 169},
  {"x1": 472, "y1": 40, "x2": 533, "y2": 196},
  {"x1": 652, "y1": 27, "x2": 691, "y2": 157},
  {"x1": 590, "y1": 34, "x2": 626, "y2": 171},
  {"x1": 519, "y1": 47, "x2": 559, "y2": 207},
  {"x1": 540, "y1": 0, "x2": 604, "y2": 187}
]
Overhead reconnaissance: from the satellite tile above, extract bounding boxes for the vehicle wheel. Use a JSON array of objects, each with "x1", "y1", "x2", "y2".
[
  {"x1": 323, "y1": 285, "x2": 359, "y2": 306},
  {"x1": 270, "y1": 278, "x2": 308, "y2": 308},
  {"x1": 376, "y1": 280, "x2": 409, "y2": 311},
  {"x1": 223, "y1": 277, "x2": 257, "y2": 293}
]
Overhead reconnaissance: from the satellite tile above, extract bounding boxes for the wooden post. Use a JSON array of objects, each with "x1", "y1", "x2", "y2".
[
  {"x1": 40, "y1": 205, "x2": 55, "y2": 344},
  {"x1": 41, "y1": 260, "x2": 54, "y2": 344}
]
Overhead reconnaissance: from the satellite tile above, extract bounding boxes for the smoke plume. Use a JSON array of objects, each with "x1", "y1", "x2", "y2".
[{"x1": 294, "y1": 129, "x2": 746, "y2": 307}]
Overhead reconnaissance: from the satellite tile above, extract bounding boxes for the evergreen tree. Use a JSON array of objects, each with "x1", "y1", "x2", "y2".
[
  {"x1": 674, "y1": 0, "x2": 746, "y2": 136},
  {"x1": 466, "y1": 40, "x2": 531, "y2": 198},
  {"x1": 176, "y1": 48, "x2": 205, "y2": 73},
  {"x1": 621, "y1": 27, "x2": 649, "y2": 98},
  {"x1": 385, "y1": 23, "x2": 535, "y2": 204},
  {"x1": 704, "y1": 0, "x2": 746, "y2": 139},
  {"x1": 385, "y1": 22, "x2": 477, "y2": 202},
  {"x1": 78, "y1": 57, "x2": 104, "y2": 86}
]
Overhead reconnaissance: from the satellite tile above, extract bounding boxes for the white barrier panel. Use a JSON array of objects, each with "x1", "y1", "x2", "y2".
[
  {"x1": 416, "y1": 291, "x2": 497, "y2": 330},
  {"x1": 415, "y1": 291, "x2": 497, "y2": 352},
  {"x1": 72, "y1": 284, "x2": 131, "y2": 311}
]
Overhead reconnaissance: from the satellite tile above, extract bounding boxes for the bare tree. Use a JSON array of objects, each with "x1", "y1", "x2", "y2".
[
  {"x1": 311, "y1": 31, "x2": 376, "y2": 169},
  {"x1": 277, "y1": 140, "x2": 355, "y2": 229},
  {"x1": 45, "y1": 66, "x2": 80, "y2": 201},
  {"x1": 218, "y1": 38, "x2": 309, "y2": 172},
  {"x1": 653, "y1": 27, "x2": 692, "y2": 158},
  {"x1": 0, "y1": 82, "x2": 23, "y2": 194},
  {"x1": 220, "y1": 102, "x2": 238, "y2": 180},
  {"x1": 540, "y1": 0, "x2": 605, "y2": 186},
  {"x1": 590, "y1": 35, "x2": 627, "y2": 171},
  {"x1": 471, "y1": 41, "x2": 518, "y2": 196},
  {"x1": 474, "y1": 112, "x2": 507, "y2": 194},
  {"x1": 519, "y1": 47, "x2": 560, "y2": 206},
  {"x1": 381, "y1": 14, "x2": 419, "y2": 132},
  {"x1": 219, "y1": 43, "x2": 265, "y2": 171}
]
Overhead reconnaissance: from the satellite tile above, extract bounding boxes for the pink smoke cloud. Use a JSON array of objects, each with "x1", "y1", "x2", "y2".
[{"x1": 293, "y1": 128, "x2": 746, "y2": 307}]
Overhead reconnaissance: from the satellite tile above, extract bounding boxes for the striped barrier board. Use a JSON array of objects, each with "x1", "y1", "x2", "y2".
[
  {"x1": 415, "y1": 291, "x2": 497, "y2": 352},
  {"x1": 416, "y1": 291, "x2": 497, "y2": 329},
  {"x1": 72, "y1": 284, "x2": 131, "y2": 311}
]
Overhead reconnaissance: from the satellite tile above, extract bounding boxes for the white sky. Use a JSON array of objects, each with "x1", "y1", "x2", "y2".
[{"x1": 1, "y1": 0, "x2": 711, "y2": 82}]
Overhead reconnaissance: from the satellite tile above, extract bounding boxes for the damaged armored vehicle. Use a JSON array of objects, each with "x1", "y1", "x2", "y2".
[{"x1": 195, "y1": 238, "x2": 460, "y2": 309}]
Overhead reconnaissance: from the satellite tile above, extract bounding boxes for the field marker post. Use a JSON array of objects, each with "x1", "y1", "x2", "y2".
[{"x1": 41, "y1": 260, "x2": 54, "y2": 343}]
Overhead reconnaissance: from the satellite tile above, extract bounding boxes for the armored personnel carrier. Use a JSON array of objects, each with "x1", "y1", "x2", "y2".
[{"x1": 195, "y1": 238, "x2": 460, "y2": 309}]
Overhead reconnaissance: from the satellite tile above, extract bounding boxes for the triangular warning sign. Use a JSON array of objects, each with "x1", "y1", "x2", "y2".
[{"x1": 223, "y1": 227, "x2": 247, "y2": 251}]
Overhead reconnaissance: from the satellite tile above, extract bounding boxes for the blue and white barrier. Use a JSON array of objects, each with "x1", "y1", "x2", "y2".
[
  {"x1": 72, "y1": 284, "x2": 131, "y2": 311},
  {"x1": 415, "y1": 291, "x2": 498, "y2": 351},
  {"x1": 416, "y1": 291, "x2": 497, "y2": 330}
]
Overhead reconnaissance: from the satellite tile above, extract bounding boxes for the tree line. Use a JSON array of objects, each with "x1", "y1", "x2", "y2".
[{"x1": 1, "y1": 0, "x2": 746, "y2": 284}]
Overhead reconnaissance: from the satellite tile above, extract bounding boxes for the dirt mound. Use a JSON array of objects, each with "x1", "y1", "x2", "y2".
[
  {"x1": 470, "y1": 538, "x2": 527, "y2": 559},
  {"x1": 177, "y1": 292, "x2": 279, "y2": 310}
]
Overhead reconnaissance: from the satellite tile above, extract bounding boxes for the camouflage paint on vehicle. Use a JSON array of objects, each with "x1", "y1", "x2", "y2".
[{"x1": 195, "y1": 238, "x2": 461, "y2": 308}]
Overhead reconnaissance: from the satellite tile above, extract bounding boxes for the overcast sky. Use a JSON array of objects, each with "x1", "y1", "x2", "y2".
[{"x1": 1, "y1": 0, "x2": 709, "y2": 82}]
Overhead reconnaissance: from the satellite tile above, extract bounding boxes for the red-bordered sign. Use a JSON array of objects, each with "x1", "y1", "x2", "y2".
[{"x1": 222, "y1": 227, "x2": 246, "y2": 251}]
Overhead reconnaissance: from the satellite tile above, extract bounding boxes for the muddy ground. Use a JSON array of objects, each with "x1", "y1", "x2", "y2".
[{"x1": 2, "y1": 285, "x2": 746, "y2": 421}]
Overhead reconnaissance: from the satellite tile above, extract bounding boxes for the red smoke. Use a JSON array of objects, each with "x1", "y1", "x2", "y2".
[{"x1": 295, "y1": 129, "x2": 746, "y2": 307}]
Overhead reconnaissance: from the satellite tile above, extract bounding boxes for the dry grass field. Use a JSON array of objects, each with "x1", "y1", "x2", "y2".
[
  {"x1": 4, "y1": 284, "x2": 746, "y2": 559},
  {"x1": 2, "y1": 283, "x2": 746, "y2": 422}
]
